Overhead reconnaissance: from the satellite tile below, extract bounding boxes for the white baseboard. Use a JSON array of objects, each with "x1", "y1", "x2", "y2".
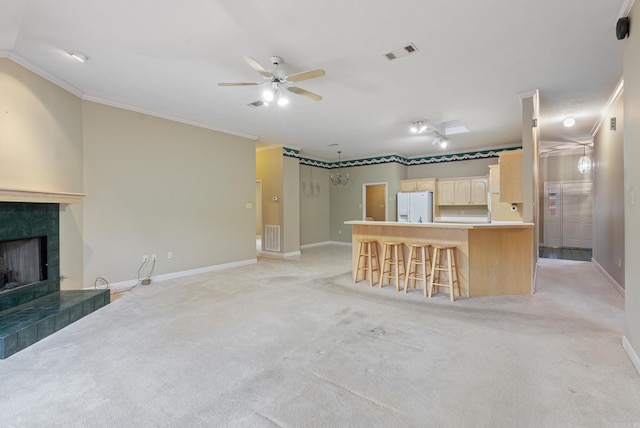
[
  {"x1": 592, "y1": 258, "x2": 624, "y2": 297},
  {"x1": 623, "y1": 336, "x2": 640, "y2": 375},
  {"x1": 259, "y1": 250, "x2": 301, "y2": 258},
  {"x1": 87, "y1": 258, "x2": 258, "y2": 291},
  {"x1": 300, "y1": 241, "x2": 353, "y2": 249},
  {"x1": 300, "y1": 241, "x2": 332, "y2": 249}
]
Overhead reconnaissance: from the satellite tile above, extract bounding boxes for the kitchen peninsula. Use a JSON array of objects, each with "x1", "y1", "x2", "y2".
[{"x1": 345, "y1": 221, "x2": 534, "y2": 298}]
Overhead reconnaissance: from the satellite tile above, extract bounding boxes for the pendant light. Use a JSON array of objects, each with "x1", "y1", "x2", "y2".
[{"x1": 578, "y1": 144, "x2": 592, "y2": 174}]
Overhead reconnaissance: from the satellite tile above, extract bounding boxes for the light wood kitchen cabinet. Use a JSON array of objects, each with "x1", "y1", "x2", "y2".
[
  {"x1": 437, "y1": 177, "x2": 488, "y2": 205},
  {"x1": 437, "y1": 179, "x2": 456, "y2": 205},
  {"x1": 488, "y1": 164, "x2": 500, "y2": 190},
  {"x1": 454, "y1": 179, "x2": 471, "y2": 204},
  {"x1": 470, "y1": 177, "x2": 488, "y2": 205},
  {"x1": 400, "y1": 178, "x2": 435, "y2": 192},
  {"x1": 499, "y1": 149, "x2": 523, "y2": 203}
]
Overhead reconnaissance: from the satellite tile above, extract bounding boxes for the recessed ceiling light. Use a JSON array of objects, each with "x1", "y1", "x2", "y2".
[
  {"x1": 69, "y1": 51, "x2": 89, "y2": 63},
  {"x1": 563, "y1": 117, "x2": 576, "y2": 127}
]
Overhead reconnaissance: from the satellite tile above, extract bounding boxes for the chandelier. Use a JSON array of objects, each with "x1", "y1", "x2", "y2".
[
  {"x1": 578, "y1": 144, "x2": 592, "y2": 174},
  {"x1": 330, "y1": 151, "x2": 349, "y2": 185}
]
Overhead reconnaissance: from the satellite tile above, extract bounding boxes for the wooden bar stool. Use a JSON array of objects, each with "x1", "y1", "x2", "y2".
[
  {"x1": 354, "y1": 239, "x2": 380, "y2": 286},
  {"x1": 403, "y1": 243, "x2": 431, "y2": 297},
  {"x1": 379, "y1": 241, "x2": 406, "y2": 291},
  {"x1": 428, "y1": 245, "x2": 460, "y2": 301}
]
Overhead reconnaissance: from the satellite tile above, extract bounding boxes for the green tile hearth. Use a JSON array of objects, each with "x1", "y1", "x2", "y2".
[{"x1": 0, "y1": 290, "x2": 110, "y2": 359}]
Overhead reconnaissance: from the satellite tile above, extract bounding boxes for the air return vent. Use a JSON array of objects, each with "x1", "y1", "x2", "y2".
[
  {"x1": 385, "y1": 43, "x2": 418, "y2": 60},
  {"x1": 248, "y1": 100, "x2": 267, "y2": 108},
  {"x1": 264, "y1": 225, "x2": 280, "y2": 252}
]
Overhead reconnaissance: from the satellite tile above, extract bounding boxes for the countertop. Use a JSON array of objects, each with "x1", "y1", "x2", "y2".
[{"x1": 344, "y1": 220, "x2": 533, "y2": 229}]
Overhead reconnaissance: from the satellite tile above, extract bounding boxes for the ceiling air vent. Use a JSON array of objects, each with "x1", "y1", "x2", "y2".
[
  {"x1": 248, "y1": 100, "x2": 267, "y2": 108},
  {"x1": 385, "y1": 43, "x2": 418, "y2": 60}
]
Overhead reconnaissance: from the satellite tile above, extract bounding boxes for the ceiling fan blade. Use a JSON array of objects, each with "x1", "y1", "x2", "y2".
[
  {"x1": 287, "y1": 86, "x2": 323, "y2": 101},
  {"x1": 218, "y1": 82, "x2": 261, "y2": 86},
  {"x1": 244, "y1": 56, "x2": 273, "y2": 79},
  {"x1": 286, "y1": 69, "x2": 326, "y2": 83}
]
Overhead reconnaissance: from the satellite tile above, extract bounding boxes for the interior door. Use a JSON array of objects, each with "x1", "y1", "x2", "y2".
[
  {"x1": 363, "y1": 183, "x2": 388, "y2": 221},
  {"x1": 562, "y1": 182, "x2": 593, "y2": 249}
]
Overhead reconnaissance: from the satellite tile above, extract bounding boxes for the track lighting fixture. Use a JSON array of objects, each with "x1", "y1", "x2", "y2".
[
  {"x1": 409, "y1": 120, "x2": 449, "y2": 149},
  {"x1": 410, "y1": 120, "x2": 428, "y2": 134}
]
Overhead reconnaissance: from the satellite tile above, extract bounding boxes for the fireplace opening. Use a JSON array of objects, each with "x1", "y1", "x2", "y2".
[{"x1": 0, "y1": 236, "x2": 48, "y2": 293}]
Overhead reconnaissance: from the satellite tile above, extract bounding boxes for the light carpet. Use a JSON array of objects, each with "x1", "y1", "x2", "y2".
[{"x1": 0, "y1": 245, "x2": 638, "y2": 427}]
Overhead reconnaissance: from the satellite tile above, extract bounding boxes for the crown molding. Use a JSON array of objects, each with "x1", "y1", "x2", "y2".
[{"x1": 7, "y1": 54, "x2": 85, "y2": 98}]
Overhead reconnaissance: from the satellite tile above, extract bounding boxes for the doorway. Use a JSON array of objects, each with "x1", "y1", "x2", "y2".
[
  {"x1": 542, "y1": 181, "x2": 592, "y2": 260},
  {"x1": 256, "y1": 180, "x2": 263, "y2": 252},
  {"x1": 362, "y1": 183, "x2": 388, "y2": 221}
]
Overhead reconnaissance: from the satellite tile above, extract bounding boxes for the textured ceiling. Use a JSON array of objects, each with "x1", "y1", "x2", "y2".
[{"x1": 0, "y1": 0, "x2": 631, "y2": 161}]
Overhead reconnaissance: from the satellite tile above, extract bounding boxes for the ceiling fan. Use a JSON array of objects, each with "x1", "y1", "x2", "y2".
[{"x1": 218, "y1": 56, "x2": 325, "y2": 105}]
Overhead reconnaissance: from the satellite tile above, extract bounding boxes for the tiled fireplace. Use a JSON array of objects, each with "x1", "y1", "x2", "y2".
[{"x1": 0, "y1": 196, "x2": 109, "y2": 359}]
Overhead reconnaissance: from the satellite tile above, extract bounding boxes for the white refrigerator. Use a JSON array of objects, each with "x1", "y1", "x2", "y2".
[{"x1": 397, "y1": 192, "x2": 433, "y2": 223}]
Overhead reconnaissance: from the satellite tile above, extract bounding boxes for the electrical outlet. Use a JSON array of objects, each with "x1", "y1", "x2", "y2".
[
  {"x1": 168, "y1": 251, "x2": 173, "y2": 259},
  {"x1": 143, "y1": 255, "x2": 148, "y2": 262},
  {"x1": 152, "y1": 254, "x2": 156, "y2": 261}
]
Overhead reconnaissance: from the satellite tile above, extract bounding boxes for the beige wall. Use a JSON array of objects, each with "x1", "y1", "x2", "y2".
[
  {"x1": 299, "y1": 165, "x2": 330, "y2": 245},
  {"x1": 540, "y1": 153, "x2": 593, "y2": 183},
  {"x1": 408, "y1": 157, "x2": 495, "y2": 179},
  {"x1": 623, "y1": 2, "x2": 640, "y2": 367},
  {"x1": 592, "y1": 93, "x2": 624, "y2": 287},
  {"x1": 82, "y1": 101, "x2": 257, "y2": 284},
  {"x1": 0, "y1": 59, "x2": 85, "y2": 289},
  {"x1": 330, "y1": 162, "x2": 406, "y2": 242}
]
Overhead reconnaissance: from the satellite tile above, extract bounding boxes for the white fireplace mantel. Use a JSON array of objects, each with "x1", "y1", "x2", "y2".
[{"x1": 0, "y1": 188, "x2": 86, "y2": 204}]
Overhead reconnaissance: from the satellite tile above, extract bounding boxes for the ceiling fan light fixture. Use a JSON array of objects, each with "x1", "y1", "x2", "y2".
[
  {"x1": 277, "y1": 96, "x2": 288, "y2": 106},
  {"x1": 262, "y1": 88, "x2": 274, "y2": 102}
]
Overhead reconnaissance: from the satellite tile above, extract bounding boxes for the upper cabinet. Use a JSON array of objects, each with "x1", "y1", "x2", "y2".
[
  {"x1": 400, "y1": 178, "x2": 436, "y2": 193},
  {"x1": 488, "y1": 164, "x2": 500, "y2": 192},
  {"x1": 499, "y1": 149, "x2": 523, "y2": 203},
  {"x1": 437, "y1": 176, "x2": 488, "y2": 206},
  {"x1": 470, "y1": 177, "x2": 488, "y2": 205},
  {"x1": 437, "y1": 179, "x2": 456, "y2": 205}
]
